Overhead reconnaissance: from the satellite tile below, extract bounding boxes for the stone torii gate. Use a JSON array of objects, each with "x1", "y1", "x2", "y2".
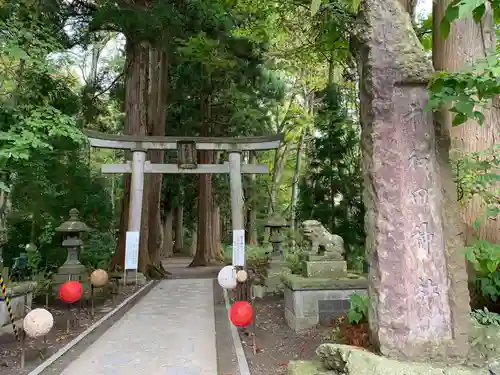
[{"x1": 84, "y1": 130, "x2": 283, "y2": 268}]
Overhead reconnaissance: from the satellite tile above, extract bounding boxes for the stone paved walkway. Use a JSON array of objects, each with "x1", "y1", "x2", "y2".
[{"x1": 60, "y1": 279, "x2": 218, "y2": 375}]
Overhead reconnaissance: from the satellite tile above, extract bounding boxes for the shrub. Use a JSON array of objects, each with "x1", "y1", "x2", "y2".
[
  {"x1": 80, "y1": 230, "x2": 116, "y2": 270},
  {"x1": 465, "y1": 240, "x2": 500, "y2": 302},
  {"x1": 346, "y1": 293, "x2": 369, "y2": 324},
  {"x1": 285, "y1": 252, "x2": 304, "y2": 275},
  {"x1": 331, "y1": 293, "x2": 372, "y2": 350},
  {"x1": 471, "y1": 307, "x2": 500, "y2": 326},
  {"x1": 222, "y1": 244, "x2": 269, "y2": 263}
]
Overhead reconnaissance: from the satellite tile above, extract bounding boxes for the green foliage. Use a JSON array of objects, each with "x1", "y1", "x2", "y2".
[
  {"x1": 428, "y1": 0, "x2": 500, "y2": 253},
  {"x1": 346, "y1": 293, "x2": 369, "y2": 325},
  {"x1": 285, "y1": 252, "x2": 304, "y2": 275},
  {"x1": 0, "y1": 17, "x2": 84, "y2": 180},
  {"x1": 429, "y1": 0, "x2": 500, "y2": 129},
  {"x1": 471, "y1": 307, "x2": 500, "y2": 326},
  {"x1": 80, "y1": 231, "x2": 116, "y2": 270},
  {"x1": 427, "y1": 54, "x2": 500, "y2": 127},
  {"x1": 298, "y1": 84, "x2": 364, "y2": 256},
  {"x1": 454, "y1": 146, "x2": 500, "y2": 229},
  {"x1": 223, "y1": 245, "x2": 269, "y2": 263},
  {"x1": 466, "y1": 240, "x2": 500, "y2": 301},
  {"x1": 3, "y1": 149, "x2": 114, "y2": 269},
  {"x1": 415, "y1": 14, "x2": 433, "y2": 51},
  {"x1": 440, "y1": 0, "x2": 500, "y2": 39}
]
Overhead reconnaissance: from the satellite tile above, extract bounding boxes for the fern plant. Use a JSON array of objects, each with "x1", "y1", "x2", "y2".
[{"x1": 471, "y1": 307, "x2": 500, "y2": 326}]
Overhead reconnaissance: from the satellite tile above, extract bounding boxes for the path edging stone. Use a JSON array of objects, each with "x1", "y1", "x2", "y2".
[
  {"x1": 223, "y1": 288, "x2": 251, "y2": 375},
  {"x1": 28, "y1": 281, "x2": 155, "y2": 375}
]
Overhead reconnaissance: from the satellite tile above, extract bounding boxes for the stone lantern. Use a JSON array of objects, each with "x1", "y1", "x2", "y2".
[
  {"x1": 264, "y1": 213, "x2": 289, "y2": 294},
  {"x1": 53, "y1": 209, "x2": 89, "y2": 288},
  {"x1": 265, "y1": 213, "x2": 289, "y2": 260}
]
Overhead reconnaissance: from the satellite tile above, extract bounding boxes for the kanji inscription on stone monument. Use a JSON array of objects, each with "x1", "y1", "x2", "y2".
[
  {"x1": 413, "y1": 222, "x2": 434, "y2": 255},
  {"x1": 416, "y1": 278, "x2": 439, "y2": 302},
  {"x1": 411, "y1": 188, "x2": 429, "y2": 205}
]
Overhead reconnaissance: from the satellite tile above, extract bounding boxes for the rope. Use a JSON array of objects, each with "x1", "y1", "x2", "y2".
[{"x1": 0, "y1": 276, "x2": 20, "y2": 341}]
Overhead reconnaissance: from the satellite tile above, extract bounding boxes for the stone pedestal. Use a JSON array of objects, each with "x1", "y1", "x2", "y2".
[
  {"x1": 53, "y1": 237, "x2": 88, "y2": 292},
  {"x1": 52, "y1": 259, "x2": 88, "y2": 291},
  {"x1": 123, "y1": 270, "x2": 147, "y2": 285},
  {"x1": 265, "y1": 257, "x2": 288, "y2": 294},
  {"x1": 282, "y1": 274, "x2": 367, "y2": 332},
  {"x1": 303, "y1": 260, "x2": 347, "y2": 278}
]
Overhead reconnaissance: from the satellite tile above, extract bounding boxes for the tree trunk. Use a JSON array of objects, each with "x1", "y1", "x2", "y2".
[
  {"x1": 211, "y1": 205, "x2": 223, "y2": 261},
  {"x1": 247, "y1": 152, "x2": 258, "y2": 245},
  {"x1": 174, "y1": 205, "x2": 184, "y2": 253},
  {"x1": 189, "y1": 224, "x2": 197, "y2": 257},
  {"x1": 290, "y1": 129, "x2": 306, "y2": 251},
  {"x1": 111, "y1": 40, "x2": 170, "y2": 277},
  {"x1": 433, "y1": 0, "x2": 500, "y2": 244},
  {"x1": 112, "y1": 39, "x2": 152, "y2": 274},
  {"x1": 162, "y1": 209, "x2": 174, "y2": 258},
  {"x1": 190, "y1": 151, "x2": 215, "y2": 266},
  {"x1": 147, "y1": 49, "x2": 168, "y2": 265}
]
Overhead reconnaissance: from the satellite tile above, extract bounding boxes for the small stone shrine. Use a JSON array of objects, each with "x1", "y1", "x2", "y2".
[
  {"x1": 282, "y1": 220, "x2": 366, "y2": 332},
  {"x1": 53, "y1": 209, "x2": 89, "y2": 291}
]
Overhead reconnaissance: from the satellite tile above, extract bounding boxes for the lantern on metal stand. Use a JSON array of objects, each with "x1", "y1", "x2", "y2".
[
  {"x1": 21, "y1": 308, "x2": 54, "y2": 368},
  {"x1": 59, "y1": 280, "x2": 83, "y2": 333},
  {"x1": 90, "y1": 269, "x2": 108, "y2": 318}
]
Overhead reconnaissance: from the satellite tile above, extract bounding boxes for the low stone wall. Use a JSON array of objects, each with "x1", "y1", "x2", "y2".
[
  {"x1": 0, "y1": 281, "x2": 37, "y2": 336},
  {"x1": 282, "y1": 274, "x2": 367, "y2": 332}
]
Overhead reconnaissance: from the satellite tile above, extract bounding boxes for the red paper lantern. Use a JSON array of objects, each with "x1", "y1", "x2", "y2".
[
  {"x1": 229, "y1": 301, "x2": 254, "y2": 327},
  {"x1": 59, "y1": 281, "x2": 83, "y2": 304}
]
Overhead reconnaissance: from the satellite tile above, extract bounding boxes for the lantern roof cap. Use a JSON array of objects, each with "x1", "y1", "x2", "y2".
[
  {"x1": 56, "y1": 209, "x2": 89, "y2": 233},
  {"x1": 265, "y1": 213, "x2": 288, "y2": 228}
]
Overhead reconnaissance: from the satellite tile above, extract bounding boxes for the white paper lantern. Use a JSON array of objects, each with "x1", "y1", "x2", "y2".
[
  {"x1": 23, "y1": 308, "x2": 54, "y2": 338},
  {"x1": 90, "y1": 269, "x2": 109, "y2": 287},
  {"x1": 236, "y1": 270, "x2": 248, "y2": 282},
  {"x1": 217, "y1": 265, "x2": 237, "y2": 289}
]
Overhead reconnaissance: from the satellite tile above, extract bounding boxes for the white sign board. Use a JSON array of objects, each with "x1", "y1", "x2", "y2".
[
  {"x1": 125, "y1": 231, "x2": 139, "y2": 270},
  {"x1": 232, "y1": 229, "x2": 245, "y2": 266}
]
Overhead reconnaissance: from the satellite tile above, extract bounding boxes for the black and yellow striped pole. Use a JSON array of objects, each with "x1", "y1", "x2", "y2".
[{"x1": 0, "y1": 276, "x2": 20, "y2": 342}]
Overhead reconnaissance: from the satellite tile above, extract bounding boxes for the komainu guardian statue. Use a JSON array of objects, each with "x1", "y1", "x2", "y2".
[{"x1": 301, "y1": 220, "x2": 345, "y2": 260}]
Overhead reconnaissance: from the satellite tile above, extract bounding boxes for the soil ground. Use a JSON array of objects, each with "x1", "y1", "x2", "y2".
[
  {"x1": 240, "y1": 295, "x2": 333, "y2": 375},
  {"x1": 0, "y1": 284, "x2": 143, "y2": 375}
]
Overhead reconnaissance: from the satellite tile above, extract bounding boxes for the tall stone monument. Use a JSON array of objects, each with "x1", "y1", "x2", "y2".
[{"x1": 352, "y1": 0, "x2": 470, "y2": 362}]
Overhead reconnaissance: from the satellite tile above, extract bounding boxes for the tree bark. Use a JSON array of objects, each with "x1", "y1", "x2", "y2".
[
  {"x1": 147, "y1": 49, "x2": 168, "y2": 265},
  {"x1": 211, "y1": 205, "x2": 223, "y2": 260},
  {"x1": 247, "y1": 152, "x2": 258, "y2": 245},
  {"x1": 433, "y1": 0, "x2": 500, "y2": 244},
  {"x1": 111, "y1": 40, "x2": 170, "y2": 277},
  {"x1": 190, "y1": 150, "x2": 214, "y2": 266},
  {"x1": 290, "y1": 129, "x2": 306, "y2": 251},
  {"x1": 112, "y1": 39, "x2": 152, "y2": 273},
  {"x1": 174, "y1": 205, "x2": 184, "y2": 253},
  {"x1": 189, "y1": 224, "x2": 197, "y2": 257},
  {"x1": 162, "y1": 209, "x2": 174, "y2": 258}
]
